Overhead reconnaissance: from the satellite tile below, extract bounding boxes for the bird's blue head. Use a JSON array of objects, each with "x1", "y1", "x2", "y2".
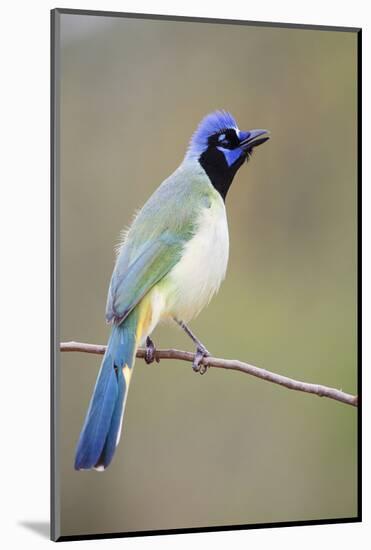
[{"x1": 186, "y1": 110, "x2": 270, "y2": 200}]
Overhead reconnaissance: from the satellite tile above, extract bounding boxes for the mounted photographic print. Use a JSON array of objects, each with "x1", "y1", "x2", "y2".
[{"x1": 51, "y1": 8, "x2": 361, "y2": 542}]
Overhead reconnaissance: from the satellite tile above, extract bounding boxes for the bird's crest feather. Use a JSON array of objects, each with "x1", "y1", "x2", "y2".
[{"x1": 186, "y1": 110, "x2": 238, "y2": 159}]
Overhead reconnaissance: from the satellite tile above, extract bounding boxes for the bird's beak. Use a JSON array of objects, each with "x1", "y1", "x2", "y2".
[{"x1": 239, "y1": 129, "x2": 270, "y2": 151}]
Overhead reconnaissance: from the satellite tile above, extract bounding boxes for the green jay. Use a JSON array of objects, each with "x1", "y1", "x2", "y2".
[{"x1": 75, "y1": 110, "x2": 270, "y2": 470}]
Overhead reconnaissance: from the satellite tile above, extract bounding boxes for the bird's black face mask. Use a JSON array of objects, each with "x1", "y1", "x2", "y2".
[{"x1": 199, "y1": 127, "x2": 270, "y2": 200}]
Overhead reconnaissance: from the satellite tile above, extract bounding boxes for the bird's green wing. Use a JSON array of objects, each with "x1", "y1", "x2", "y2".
[
  {"x1": 105, "y1": 231, "x2": 187, "y2": 324},
  {"x1": 105, "y1": 163, "x2": 214, "y2": 325}
]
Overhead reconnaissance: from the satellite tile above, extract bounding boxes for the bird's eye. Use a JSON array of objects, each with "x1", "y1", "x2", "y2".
[{"x1": 218, "y1": 134, "x2": 230, "y2": 147}]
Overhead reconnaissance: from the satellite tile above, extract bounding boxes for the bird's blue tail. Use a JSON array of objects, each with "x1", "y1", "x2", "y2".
[{"x1": 74, "y1": 308, "x2": 139, "y2": 471}]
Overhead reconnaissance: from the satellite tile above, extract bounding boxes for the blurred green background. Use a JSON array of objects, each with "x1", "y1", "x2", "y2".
[{"x1": 58, "y1": 13, "x2": 358, "y2": 537}]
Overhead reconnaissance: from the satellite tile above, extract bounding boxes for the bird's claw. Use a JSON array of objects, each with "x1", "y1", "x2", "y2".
[
  {"x1": 192, "y1": 346, "x2": 210, "y2": 375},
  {"x1": 145, "y1": 336, "x2": 158, "y2": 364}
]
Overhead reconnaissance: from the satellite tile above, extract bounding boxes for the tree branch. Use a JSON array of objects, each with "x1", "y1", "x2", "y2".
[
  {"x1": 60, "y1": 342, "x2": 358, "y2": 407},
  {"x1": 60, "y1": 341, "x2": 358, "y2": 408}
]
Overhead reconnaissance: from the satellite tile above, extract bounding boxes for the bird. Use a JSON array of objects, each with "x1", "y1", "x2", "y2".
[{"x1": 74, "y1": 110, "x2": 270, "y2": 471}]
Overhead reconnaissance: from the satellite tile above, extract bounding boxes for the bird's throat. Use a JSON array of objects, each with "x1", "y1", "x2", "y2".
[{"x1": 199, "y1": 147, "x2": 245, "y2": 201}]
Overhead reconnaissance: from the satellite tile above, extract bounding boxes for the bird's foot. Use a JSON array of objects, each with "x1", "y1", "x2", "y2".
[
  {"x1": 145, "y1": 336, "x2": 158, "y2": 364},
  {"x1": 193, "y1": 345, "x2": 210, "y2": 375}
]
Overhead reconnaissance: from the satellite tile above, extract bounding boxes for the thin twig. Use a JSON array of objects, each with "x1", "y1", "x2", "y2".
[{"x1": 60, "y1": 341, "x2": 358, "y2": 408}]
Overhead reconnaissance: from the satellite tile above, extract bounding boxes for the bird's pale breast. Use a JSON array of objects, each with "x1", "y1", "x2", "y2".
[{"x1": 162, "y1": 192, "x2": 229, "y2": 322}]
